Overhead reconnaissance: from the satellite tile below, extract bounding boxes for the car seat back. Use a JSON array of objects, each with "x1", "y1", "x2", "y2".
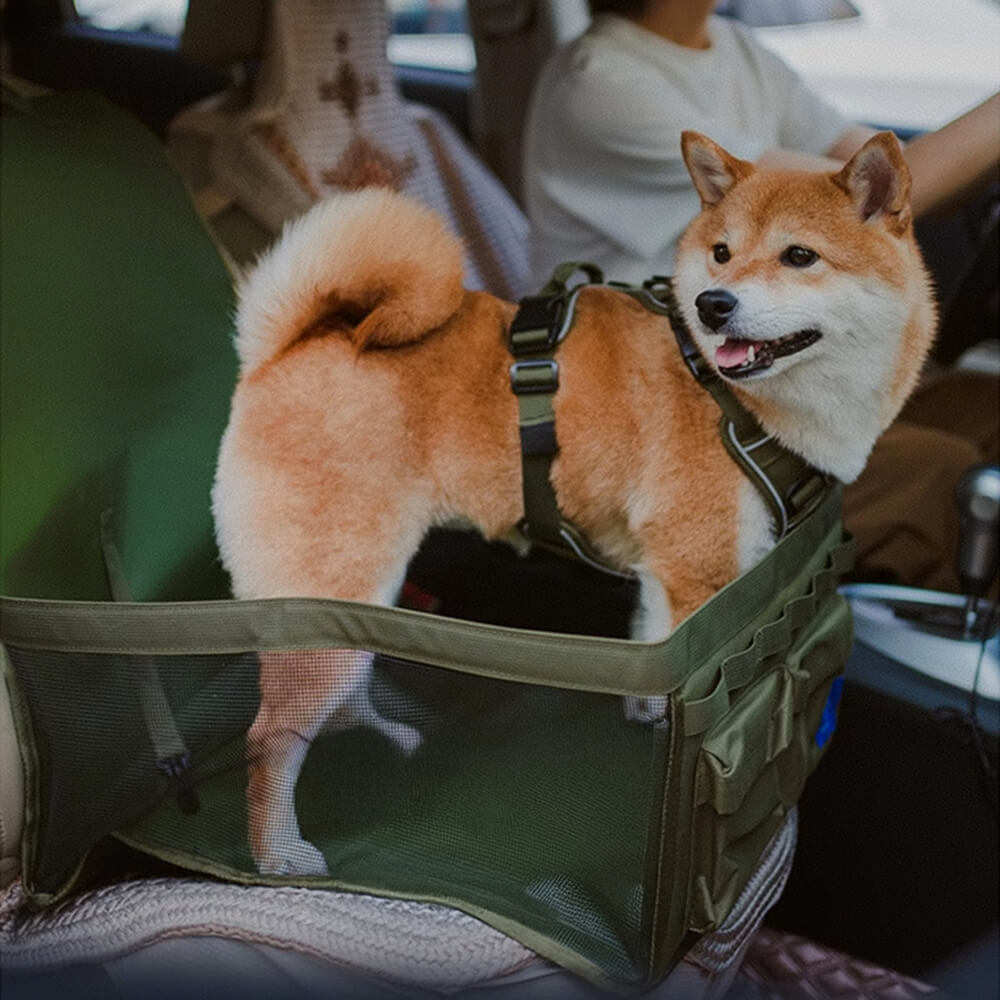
[{"x1": 467, "y1": 0, "x2": 590, "y2": 202}]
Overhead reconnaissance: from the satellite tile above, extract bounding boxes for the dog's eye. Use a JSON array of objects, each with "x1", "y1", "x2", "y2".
[
  {"x1": 712, "y1": 243, "x2": 731, "y2": 264},
  {"x1": 782, "y1": 246, "x2": 818, "y2": 268}
]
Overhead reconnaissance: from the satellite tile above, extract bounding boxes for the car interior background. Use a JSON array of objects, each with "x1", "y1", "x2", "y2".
[{"x1": 1, "y1": 1, "x2": 998, "y2": 998}]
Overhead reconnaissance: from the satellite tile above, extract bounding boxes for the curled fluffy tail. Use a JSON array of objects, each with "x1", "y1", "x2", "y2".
[{"x1": 234, "y1": 188, "x2": 466, "y2": 374}]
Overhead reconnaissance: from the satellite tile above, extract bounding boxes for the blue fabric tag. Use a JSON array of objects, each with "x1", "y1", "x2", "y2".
[{"x1": 814, "y1": 675, "x2": 845, "y2": 749}]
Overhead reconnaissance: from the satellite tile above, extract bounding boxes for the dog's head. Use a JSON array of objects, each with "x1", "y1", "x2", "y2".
[{"x1": 673, "y1": 131, "x2": 936, "y2": 480}]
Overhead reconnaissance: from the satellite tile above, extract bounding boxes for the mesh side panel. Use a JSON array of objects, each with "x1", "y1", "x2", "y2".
[
  {"x1": 7, "y1": 645, "x2": 670, "y2": 986},
  {"x1": 7, "y1": 647, "x2": 259, "y2": 891}
]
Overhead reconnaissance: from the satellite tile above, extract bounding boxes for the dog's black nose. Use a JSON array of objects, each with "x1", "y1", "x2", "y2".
[{"x1": 695, "y1": 289, "x2": 738, "y2": 331}]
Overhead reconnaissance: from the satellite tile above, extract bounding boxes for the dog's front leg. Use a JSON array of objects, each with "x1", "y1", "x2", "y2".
[
  {"x1": 246, "y1": 648, "x2": 375, "y2": 876},
  {"x1": 625, "y1": 569, "x2": 672, "y2": 723},
  {"x1": 624, "y1": 511, "x2": 738, "y2": 724}
]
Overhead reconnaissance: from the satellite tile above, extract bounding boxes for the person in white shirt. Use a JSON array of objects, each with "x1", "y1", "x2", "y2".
[{"x1": 522, "y1": 0, "x2": 1000, "y2": 593}]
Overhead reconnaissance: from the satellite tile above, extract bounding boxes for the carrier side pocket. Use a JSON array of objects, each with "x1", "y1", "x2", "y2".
[{"x1": 688, "y1": 588, "x2": 852, "y2": 933}]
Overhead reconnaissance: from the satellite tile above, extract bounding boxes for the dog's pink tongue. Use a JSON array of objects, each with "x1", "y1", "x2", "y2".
[{"x1": 716, "y1": 338, "x2": 753, "y2": 368}]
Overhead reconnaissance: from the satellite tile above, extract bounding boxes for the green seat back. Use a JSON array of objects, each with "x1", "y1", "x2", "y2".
[{"x1": 1, "y1": 90, "x2": 237, "y2": 601}]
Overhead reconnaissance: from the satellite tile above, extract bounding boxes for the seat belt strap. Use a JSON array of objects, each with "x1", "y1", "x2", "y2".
[{"x1": 100, "y1": 508, "x2": 200, "y2": 814}]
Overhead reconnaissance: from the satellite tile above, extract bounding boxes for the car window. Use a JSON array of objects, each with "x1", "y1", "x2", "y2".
[
  {"x1": 73, "y1": 0, "x2": 189, "y2": 35},
  {"x1": 67, "y1": 0, "x2": 999, "y2": 131},
  {"x1": 715, "y1": 0, "x2": 860, "y2": 28},
  {"x1": 387, "y1": 1, "x2": 475, "y2": 72},
  {"x1": 72, "y1": 0, "x2": 476, "y2": 70}
]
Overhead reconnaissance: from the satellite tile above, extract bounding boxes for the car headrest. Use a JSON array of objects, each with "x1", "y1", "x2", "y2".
[{"x1": 180, "y1": 0, "x2": 268, "y2": 65}]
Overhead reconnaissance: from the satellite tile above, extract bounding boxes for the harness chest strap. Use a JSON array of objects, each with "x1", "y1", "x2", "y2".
[{"x1": 507, "y1": 267, "x2": 832, "y2": 575}]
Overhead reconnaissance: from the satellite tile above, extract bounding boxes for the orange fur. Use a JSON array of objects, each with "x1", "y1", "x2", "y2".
[{"x1": 220, "y1": 281, "x2": 739, "y2": 617}]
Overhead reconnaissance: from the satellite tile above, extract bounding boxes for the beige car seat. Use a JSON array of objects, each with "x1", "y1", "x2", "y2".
[{"x1": 0, "y1": 674, "x2": 22, "y2": 890}]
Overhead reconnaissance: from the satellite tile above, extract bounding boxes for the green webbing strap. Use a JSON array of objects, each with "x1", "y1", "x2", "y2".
[
  {"x1": 508, "y1": 264, "x2": 635, "y2": 577},
  {"x1": 682, "y1": 534, "x2": 855, "y2": 738},
  {"x1": 618, "y1": 276, "x2": 833, "y2": 538}
]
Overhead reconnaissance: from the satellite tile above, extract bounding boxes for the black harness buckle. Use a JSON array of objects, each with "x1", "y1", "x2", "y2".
[
  {"x1": 510, "y1": 358, "x2": 559, "y2": 395},
  {"x1": 508, "y1": 294, "x2": 566, "y2": 356}
]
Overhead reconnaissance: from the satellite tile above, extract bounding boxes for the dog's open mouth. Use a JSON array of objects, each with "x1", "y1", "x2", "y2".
[{"x1": 715, "y1": 329, "x2": 821, "y2": 379}]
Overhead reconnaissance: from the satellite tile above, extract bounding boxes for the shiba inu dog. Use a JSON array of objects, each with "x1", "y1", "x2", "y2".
[{"x1": 213, "y1": 131, "x2": 935, "y2": 875}]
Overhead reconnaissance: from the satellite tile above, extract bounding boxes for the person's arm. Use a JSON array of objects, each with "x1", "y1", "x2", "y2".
[
  {"x1": 756, "y1": 125, "x2": 873, "y2": 173},
  {"x1": 902, "y1": 93, "x2": 1000, "y2": 218},
  {"x1": 756, "y1": 95, "x2": 999, "y2": 220}
]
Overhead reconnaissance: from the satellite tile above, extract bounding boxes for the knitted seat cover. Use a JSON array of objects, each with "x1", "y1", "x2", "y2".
[{"x1": 168, "y1": 0, "x2": 531, "y2": 299}]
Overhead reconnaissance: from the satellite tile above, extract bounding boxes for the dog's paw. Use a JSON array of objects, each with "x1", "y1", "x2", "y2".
[
  {"x1": 385, "y1": 720, "x2": 423, "y2": 756},
  {"x1": 348, "y1": 698, "x2": 424, "y2": 756},
  {"x1": 624, "y1": 695, "x2": 669, "y2": 724},
  {"x1": 256, "y1": 837, "x2": 330, "y2": 877}
]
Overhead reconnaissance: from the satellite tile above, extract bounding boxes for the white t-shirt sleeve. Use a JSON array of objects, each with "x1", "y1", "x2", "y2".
[{"x1": 528, "y1": 46, "x2": 705, "y2": 261}]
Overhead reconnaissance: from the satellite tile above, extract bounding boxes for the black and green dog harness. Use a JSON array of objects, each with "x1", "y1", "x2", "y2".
[{"x1": 507, "y1": 263, "x2": 833, "y2": 576}]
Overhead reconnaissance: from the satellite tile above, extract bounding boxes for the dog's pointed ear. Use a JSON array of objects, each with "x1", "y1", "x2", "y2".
[
  {"x1": 834, "y1": 131, "x2": 912, "y2": 232},
  {"x1": 681, "y1": 131, "x2": 755, "y2": 207}
]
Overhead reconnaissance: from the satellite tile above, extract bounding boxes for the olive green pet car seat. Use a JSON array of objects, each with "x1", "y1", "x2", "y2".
[{"x1": 1, "y1": 90, "x2": 854, "y2": 996}]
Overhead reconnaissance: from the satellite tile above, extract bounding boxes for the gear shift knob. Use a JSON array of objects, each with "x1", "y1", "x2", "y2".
[{"x1": 955, "y1": 464, "x2": 1000, "y2": 633}]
